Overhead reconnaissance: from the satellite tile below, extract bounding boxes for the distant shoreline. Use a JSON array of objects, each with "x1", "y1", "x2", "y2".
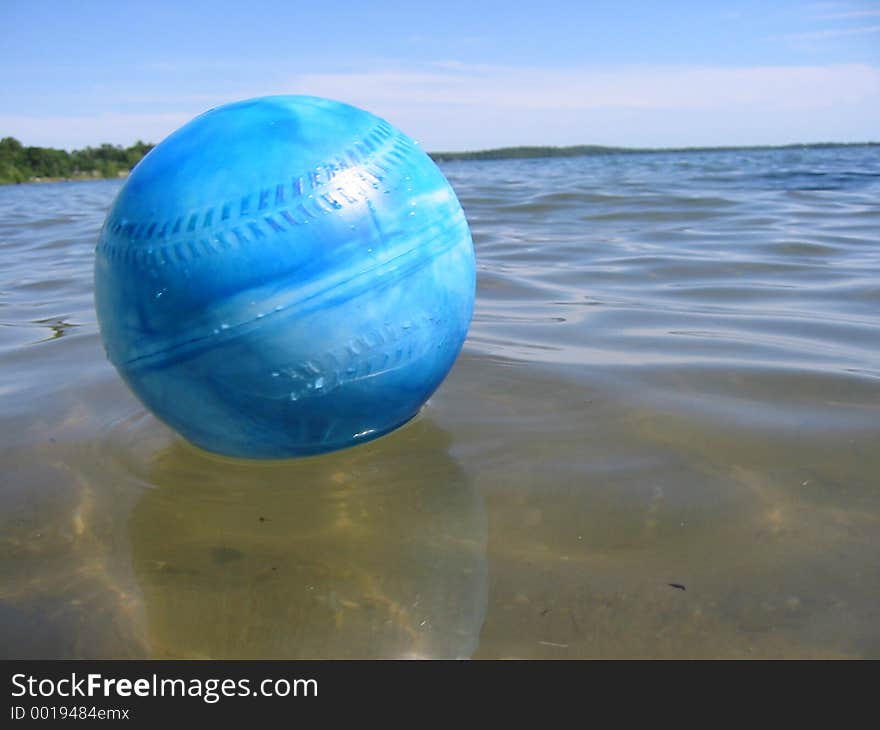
[
  {"x1": 429, "y1": 141, "x2": 879, "y2": 162},
  {"x1": 2, "y1": 139, "x2": 877, "y2": 185},
  {"x1": 18, "y1": 171, "x2": 130, "y2": 185}
]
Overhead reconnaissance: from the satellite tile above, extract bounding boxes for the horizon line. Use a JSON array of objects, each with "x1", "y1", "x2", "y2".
[
  {"x1": 429, "y1": 140, "x2": 880, "y2": 160},
  {"x1": 3, "y1": 135, "x2": 879, "y2": 158}
]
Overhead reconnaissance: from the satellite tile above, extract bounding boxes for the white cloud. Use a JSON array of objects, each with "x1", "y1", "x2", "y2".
[
  {"x1": 0, "y1": 111, "x2": 192, "y2": 150},
  {"x1": 4, "y1": 62, "x2": 879, "y2": 150},
  {"x1": 780, "y1": 24, "x2": 880, "y2": 40},
  {"x1": 814, "y1": 9, "x2": 880, "y2": 19},
  {"x1": 282, "y1": 62, "x2": 880, "y2": 147},
  {"x1": 288, "y1": 63, "x2": 880, "y2": 113}
]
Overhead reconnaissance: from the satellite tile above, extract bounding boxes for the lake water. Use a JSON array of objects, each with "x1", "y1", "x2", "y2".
[{"x1": 1, "y1": 146, "x2": 878, "y2": 658}]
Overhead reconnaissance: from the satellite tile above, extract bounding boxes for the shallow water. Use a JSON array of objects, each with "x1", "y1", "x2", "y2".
[{"x1": 1, "y1": 146, "x2": 878, "y2": 658}]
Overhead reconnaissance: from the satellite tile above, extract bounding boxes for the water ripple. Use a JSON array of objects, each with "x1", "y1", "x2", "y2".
[{"x1": 2, "y1": 147, "x2": 880, "y2": 658}]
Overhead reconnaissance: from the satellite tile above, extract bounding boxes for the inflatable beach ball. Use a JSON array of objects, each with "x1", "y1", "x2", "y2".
[{"x1": 94, "y1": 96, "x2": 475, "y2": 458}]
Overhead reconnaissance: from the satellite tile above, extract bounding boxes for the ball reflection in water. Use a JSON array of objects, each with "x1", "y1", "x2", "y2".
[{"x1": 129, "y1": 419, "x2": 487, "y2": 659}]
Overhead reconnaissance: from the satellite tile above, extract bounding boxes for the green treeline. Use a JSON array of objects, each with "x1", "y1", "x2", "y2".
[{"x1": 0, "y1": 137, "x2": 154, "y2": 184}]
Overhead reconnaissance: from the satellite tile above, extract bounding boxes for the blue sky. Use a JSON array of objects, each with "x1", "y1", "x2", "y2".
[{"x1": 1, "y1": 0, "x2": 878, "y2": 150}]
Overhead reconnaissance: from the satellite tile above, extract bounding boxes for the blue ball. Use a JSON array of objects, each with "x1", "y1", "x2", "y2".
[{"x1": 95, "y1": 96, "x2": 475, "y2": 459}]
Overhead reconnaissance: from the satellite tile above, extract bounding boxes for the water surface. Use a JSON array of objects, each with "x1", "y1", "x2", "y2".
[{"x1": 1, "y1": 146, "x2": 878, "y2": 658}]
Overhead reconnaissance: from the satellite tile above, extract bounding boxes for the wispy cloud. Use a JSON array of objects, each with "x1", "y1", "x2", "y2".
[
  {"x1": 779, "y1": 24, "x2": 880, "y2": 41},
  {"x1": 283, "y1": 61, "x2": 880, "y2": 148},
  {"x1": 814, "y1": 9, "x2": 880, "y2": 19},
  {"x1": 4, "y1": 62, "x2": 878, "y2": 149},
  {"x1": 0, "y1": 112, "x2": 192, "y2": 150},
  {"x1": 288, "y1": 62, "x2": 880, "y2": 113}
]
